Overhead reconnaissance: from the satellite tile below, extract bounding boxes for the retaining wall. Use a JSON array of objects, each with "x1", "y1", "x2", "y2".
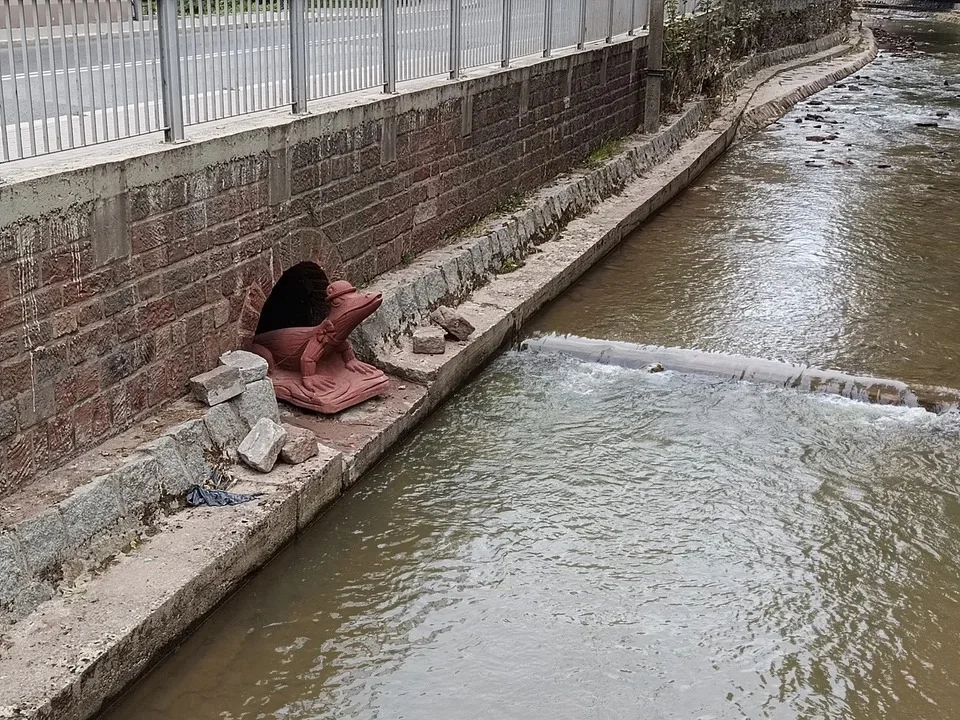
[
  {"x1": 0, "y1": 37, "x2": 649, "y2": 498},
  {"x1": 0, "y1": 1, "x2": 846, "y2": 498}
]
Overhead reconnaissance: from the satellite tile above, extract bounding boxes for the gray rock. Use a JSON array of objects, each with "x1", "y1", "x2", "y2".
[
  {"x1": 0, "y1": 534, "x2": 28, "y2": 611},
  {"x1": 165, "y1": 419, "x2": 215, "y2": 486},
  {"x1": 280, "y1": 424, "x2": 319, "y2": 465},
  {"x1": 13, "y1": 509, "x2": 67, "y2": 578},
  {"x1": 189, "y1": 365, "x2": 244, "y2": 406},
  {"x1": 429, "y1": 305, "x2": 475, "y2": 341},
  {"x1": 219, "y1": 350, "x2": 269, "y2": 383},
  {"x1": 112, "y1": 453, "x2": 163, "y2": 516},
  {"x1": 58, "y1": 475, "x2": 124, "y2": 552},
  {"x1": 203, "y1": 402, "x2": 248, "y2": 450},
  {"x1": 139, "y1": 435, "x2": 194, "y2": 497},
  {"x1": 412, "y1": 326, "x2": 446, "y2": 355},
  {"x1": 238, "y1": 419, "x2": 287, "y2": 473},
  {"x1": 231, "y1": 378, "x2": 281, "y2": 429}
]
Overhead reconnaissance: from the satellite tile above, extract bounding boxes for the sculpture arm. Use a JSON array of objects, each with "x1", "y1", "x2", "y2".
[{"x1": 339, "y1": 341, "x2": 378, "y2": 376}]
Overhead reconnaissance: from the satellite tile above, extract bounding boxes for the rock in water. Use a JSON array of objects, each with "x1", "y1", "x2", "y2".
[
  {"x1": 238, "y1": 419, "x2": 287, "y2": 473},
  {"x1": 429, "y1": 306, "x2": 476, "y2": 341}
]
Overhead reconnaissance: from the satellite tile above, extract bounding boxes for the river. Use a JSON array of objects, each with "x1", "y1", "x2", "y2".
[{"x1": 103, "y1": 16, "x2": 960, "y2": 720}]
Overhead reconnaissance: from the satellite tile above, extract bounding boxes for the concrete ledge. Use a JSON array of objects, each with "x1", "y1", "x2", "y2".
[
  {"x1": 0, "y1": 371, "x2": 288, "y2": 629},
  {"x1": 0, "y1": 25, "x2": 875, "y2": 720}
]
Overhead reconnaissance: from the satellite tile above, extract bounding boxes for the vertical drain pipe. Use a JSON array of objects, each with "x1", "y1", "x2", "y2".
[{"x1": 643, "y1": 0, "x2": 665, "y2": 133}]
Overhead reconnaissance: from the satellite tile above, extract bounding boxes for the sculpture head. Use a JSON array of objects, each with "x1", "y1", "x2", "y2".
[{"x1": 325, "y1": 280, "x2": 382, "y2": 342}]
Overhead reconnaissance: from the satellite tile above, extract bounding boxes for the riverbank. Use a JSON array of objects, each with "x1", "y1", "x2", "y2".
[{"x1": 0, "y1": 23, "x2": 877, "y2": 720}]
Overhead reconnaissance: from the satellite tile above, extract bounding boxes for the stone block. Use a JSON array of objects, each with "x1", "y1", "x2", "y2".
[
  {"x1": 219, "y1": 350, "x2": 269, "y2": 383},
  {"x1": 203, "y1": 402, "x2": 248, "y2": 450},
  {"x1": 140, "y1": 435, "x2": 194, "y2": 497},
  {"x1": 112, "y1": 452, "x2": 162, "y2": 516},
  {"x1": 231, "y1": 378, "x2": 280, "y2": 429},
  {"x1": 238, "y1": 418, "x2": 287, "y2": 473},
  {"x1": 279, "y1": 424, "x2": 319, "y2": 465},
  {"x1": 58, "y1": 475, "x2": 124, "y2": 552},
  {"x1": 421, "y1": 267, "x2": 448, "y2": 306},
  {"x1": 11, "y1": 580, "x2": 54, "y2": 620},
  {"x1": 0, "y1": 534, "x2": 28, "y2": 611},
  {"x1": 13, "y1": 509, "x2": 67, "y2": 578},
  {"x1": 412, "y1": 326, "x2": 445, "y2": 355},
  {"x1": 164, "y1": 419, "x2": 215, "y2": 487},
  {"x1": 429, "y1": 306, "x2": 475, "y2": 341},
  {"x1": 189, "y1": 365, "x2": 244, "y2": 406}
]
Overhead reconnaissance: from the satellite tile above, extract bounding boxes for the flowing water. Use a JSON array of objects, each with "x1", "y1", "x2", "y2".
[{"x1": 104, "y1": 17, "x2": 960, "y2": 720}]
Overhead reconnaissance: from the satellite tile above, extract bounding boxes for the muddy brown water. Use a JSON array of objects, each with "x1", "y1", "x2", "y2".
[{"x1": 104, "y1": 17, "x2": 960, "y2": 720}]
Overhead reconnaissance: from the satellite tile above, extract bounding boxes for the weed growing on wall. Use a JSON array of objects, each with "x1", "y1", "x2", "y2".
[{"x1": 662, "y1": 0, "x2": 853, "y2": 112}]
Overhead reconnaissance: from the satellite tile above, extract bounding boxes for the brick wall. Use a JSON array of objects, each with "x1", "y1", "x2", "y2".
[{"x1": 0, "y1": 38, "x2": 648, "y2": 497}]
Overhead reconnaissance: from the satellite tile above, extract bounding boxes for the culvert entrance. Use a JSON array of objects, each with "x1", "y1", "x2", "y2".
[{"x1": 256, "y1": 261, "x2": 332, "y2": 334}]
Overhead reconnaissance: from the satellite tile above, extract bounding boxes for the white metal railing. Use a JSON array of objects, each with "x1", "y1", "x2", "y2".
[{"x1": 0, "y1": 0, "x2": 679, "y2": 163}]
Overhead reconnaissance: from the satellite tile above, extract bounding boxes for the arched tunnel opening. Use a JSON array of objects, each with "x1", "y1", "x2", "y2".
[{"x1": 255, "y1": 261, "x2": 331, "y2": 334}]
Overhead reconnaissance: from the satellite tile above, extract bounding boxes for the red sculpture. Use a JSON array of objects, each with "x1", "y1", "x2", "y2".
[{"x1": 251, "y1": 280, "x2": 390, "y2": 414}]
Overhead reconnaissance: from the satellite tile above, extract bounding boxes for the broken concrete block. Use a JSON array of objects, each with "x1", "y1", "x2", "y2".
[
  {"x1": 58, "y1": 475, "x2": 124, "y2": 552},
  {"x1": 203, "y1": 402, "x2": 248, "y2": 450},
  {"x1": 280, "y1": 424, "x2": 319, "y2": 465},
  {"x1": 13, "y1": 509, "x2": 67, "y2": 578},
  {"x1": 413, "y1": 326, "x2": 446, "y2": 355},
  {"x1": 231, "y1": 378, "x2": 281, "y2": 429},
  {"x1": 430, "y1": 305, "x2": 475, "y2": 340},
  {"x1": 219, "y1": 350, "x2": 269, "y2": 383},
  {"x1": 189, "y1": 365, "x2": 244, "y2": 406},
  {"x1": 238, "y1": 418, "x2": 287, "y2": 473}
]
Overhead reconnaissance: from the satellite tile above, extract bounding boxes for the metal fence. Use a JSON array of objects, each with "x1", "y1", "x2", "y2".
[{"x1": 0, "y1": 0, "x2": 676, "y2": 163}]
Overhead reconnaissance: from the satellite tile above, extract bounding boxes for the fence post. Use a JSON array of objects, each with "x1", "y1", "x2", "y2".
[
  {"x1": 628, "y1": 0, "x2": 637, "y2": 35},
  {"x1": 290, "y1": 0, "x2": 308, "y2": 113},
  {"x1": 157, "y1": 0, "x2": 184, "y2": 142},
  {"x1": 606, "y1": 0, "x2": 614, "y2": 42},
  {"x1": 382, "y1": 0, "x2": 397, "y2": 92},
  {"x1": 501, "y1": 0, "x2": 512, "y2": 66},
  {"x1": 450, "y1": 0, "x2": 462, "y2": 79},
  {"x1": 577, "y1": 0, "x2": 586, "y2": 49},
  {"x1": 643, "y1": 0, "x2": 664, "y2": 133},
  {"x1": 542, "y1": 0, "x2": 553, "y2": 57}
]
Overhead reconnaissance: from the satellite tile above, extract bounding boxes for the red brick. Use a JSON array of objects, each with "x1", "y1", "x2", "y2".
[
  {"x1": 51, "y1": 309, "x2": 78, "y2": 338},
  {"x1": 111, "y1": 371, "x2": 149, "y2": 427},
  {"x1": 4, "y1": 432, "x2": 34, "y2": 487},
  {"x1": 73, "y1": 394, "x2": 111, "y2": 447},
  {"x1": 70, "y1": 322, "x2": 117, "y2": 366},
  {"x1": 130, "y1": 217, "x2": 168, "y2": 254},
  {"x1": 45, "y1": 414, "x2": 75, "y2": 466},
  {"x1": 62, "y1": 269, "x2": 113, "y2": 306},
  {"x1": 55, "y1": 363, "x2": 101, "y2": 412},
  {"x1": 0, "y1": 357, "x2": 32, "y2": 401}
]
